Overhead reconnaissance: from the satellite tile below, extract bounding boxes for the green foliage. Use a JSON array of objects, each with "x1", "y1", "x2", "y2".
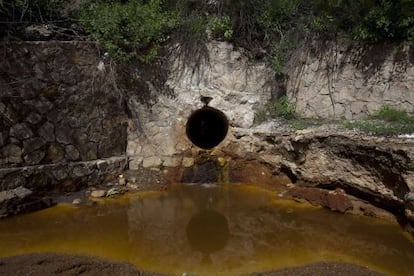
[
  {"x1": 255, "y1": 96, "x2": 296, "y2": 123},
  {"x1": 312, "y1": 0, "x2": 414, "y2": 41},
  {"x1": 343, "y1": 105, "x2": 414, "y2": 136},
  {"x1": 371, "y1": 104, "x2": 414, "y2": 123},
  {"x1": 79, "y1": 0, "x2": 178, "y2": 63},
  {"x1": 209, "y1": 15, "x2": 233, "y2": 41},
  {"x1": 343, "y1": 120, "x2": 414, "y2": 136}
]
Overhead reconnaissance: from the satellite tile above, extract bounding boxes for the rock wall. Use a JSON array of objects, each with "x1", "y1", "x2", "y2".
[
  {"x1": 0, "y1": 41, "x2": 128, "y2": 191},
  {"x1": 126, "y1": 41, "x2": 274, "y2": 168},
  {"x1": 286, "y1": 40, "x2": 414, "y2": 119}
]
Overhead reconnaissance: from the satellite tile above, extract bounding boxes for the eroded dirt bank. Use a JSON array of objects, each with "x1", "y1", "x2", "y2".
[{"x1": 227, "y1": 126, "x2": 414, "y2": 228}]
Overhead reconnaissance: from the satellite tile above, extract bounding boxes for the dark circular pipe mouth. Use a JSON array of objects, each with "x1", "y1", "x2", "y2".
[{"x1": 186, "y1": 106, "x2": 229, "y2": 149}]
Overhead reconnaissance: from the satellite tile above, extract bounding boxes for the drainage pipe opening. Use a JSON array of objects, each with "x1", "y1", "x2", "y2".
[{"x1": 186, "y1": 106, "x2": 229, "y2": 150}]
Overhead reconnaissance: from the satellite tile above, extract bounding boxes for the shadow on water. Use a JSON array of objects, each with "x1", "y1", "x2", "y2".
[{"x1": 0, "y1": 184, "x2": 414, "y2": 275}]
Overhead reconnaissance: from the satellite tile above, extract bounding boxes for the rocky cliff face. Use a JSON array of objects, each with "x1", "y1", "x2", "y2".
[{"x1": 286, "y1": 40, "x2": 414, "y2": 119}]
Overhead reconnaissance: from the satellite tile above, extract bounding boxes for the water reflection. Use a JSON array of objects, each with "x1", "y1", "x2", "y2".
[
  {"x1": 186, "y1": 209, "x2": 230, "y2": 264},
  {"x1": 0, "y1": 184, "x2": 413, "y2": 276}
]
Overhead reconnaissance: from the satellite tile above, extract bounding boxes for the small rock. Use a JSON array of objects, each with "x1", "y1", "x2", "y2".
[
  {"x1": 55, "y1": 126, "x2": 73, "y2": 144},
  {"x1": 163, "y1": 156, "x2": 181, "y2": 167},
  {"x1": 72, "y1": 198, "x2": 82, "y2": 205},
  {"x1": 25, "y1": 112, "x2": 42, "y2": 125},
  {"x1": 47, "y1": 143, "x2": 65, "y2": 162},
  {"x1": 106, "y1": 188, "x2": 120, "y2": 197},
  {"x1": 10, "y1": 123, "x2": 33, "y2": 140},
  {"x1": 13, "y1": 186, "x2": 33, "y2": 199},
  {"x1": 2, "y1": 144, "x2": 23, "y2": 163},
  {"x1": 23, "y1": 137, "x2": 46, "y2": 154},
  {"x1": 182, "y1": 157, "x2": 194, "y2": 168},
  {"x1": 24, "y1": 150, "x2": 45, "y2": 164},
  {"x1": 118, "y1": 175, "x2": 126, "y2": 186},
  {"x1": 126, "y1": 183, "x2": 140, "y2": 190},
  {"x1": 65, "y1": 145, "x2": 80, "y2": 161},
  {"x1": 129, "y1": 157, "x2": 143, "y2": 170},
  {"x1": 143, "y1": 156, "x2": 162, "y2": 168},
  {"x1": 91, "y1": 190, "x2": 106, "y2": 198},
  {"x1": 97, "y1": 160, "x2": 108, "y2": 171},
  {"x1": 72, "y1": 166, "x2": 92, "y2": 177},
  {"x1": 38, "y1": 121, "x2": 55, "y2": 142},
  {"x1": 404, "y1": 193, "x2": 414, "y2": 202},
  {"x1": 0, "y1": 190, "x2": 16, "y2": 203},
  {"x1": 52, "y1": 168, "x2": 68, "y2": 181}
]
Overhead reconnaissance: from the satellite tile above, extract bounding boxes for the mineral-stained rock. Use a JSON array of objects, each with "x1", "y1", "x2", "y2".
[
  {"x1": 163, "y1": 156, "x2": 181, "y2": 167},
  {"x1": 47, "y1": 143, "x2": 65, "y2": 162},
  {"x1": 284, "y1": 187, "x2": 353, "y2": 213},
  {"x1": 38, "y1": 121, "x2": 55, "y2": 142},
  {"x1": 182, "y1": 157, "x2": 194, "y2": 168},
  {"x1": 10, "y1": 123, "x2": 33, "y2": 140}
]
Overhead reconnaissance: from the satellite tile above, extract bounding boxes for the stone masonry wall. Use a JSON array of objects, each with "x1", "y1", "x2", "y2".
[
  {"x1": 286, "y1": 40, "x2": 414, "y2": 119},
  {"x1": 0, "y1": 41, "x2": 128, "y2": 191}
]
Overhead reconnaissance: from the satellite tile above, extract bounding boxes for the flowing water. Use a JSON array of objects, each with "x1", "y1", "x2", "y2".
[{"x1": 0, "y1": 183, "x2": 413, "y2": 275}]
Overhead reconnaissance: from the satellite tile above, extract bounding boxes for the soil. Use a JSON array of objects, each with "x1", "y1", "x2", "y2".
[
  {"x1": 0, "y1": 253, "x2": 383, "y2": 276},
  {"x1": 0, "y1": 253, "x2": 164, "y2": 276},
  {"x1": 254, "y1": 262, "x2": 383, "y2": 275}
]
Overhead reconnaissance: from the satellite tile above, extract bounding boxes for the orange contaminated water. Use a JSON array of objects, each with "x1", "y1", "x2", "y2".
[{"x1": 0, "y1": 183, "x2": 413, "y2": 276}]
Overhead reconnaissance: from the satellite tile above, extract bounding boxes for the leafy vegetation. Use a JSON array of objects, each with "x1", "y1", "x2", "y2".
[
  {"x1": 1, "y1": 0, "x2": 412, "y2": 67},
  {"x1": 79, "y1": 0, "x2": 177, "y2": 63},
  {"x1": 343, "y1": 105, "x2": 414, "y2": 136},
  {"x1": 209, "y1": 15, "x2": 233, "y2": 41},
  {"x1": 312, "y1": 0, "x2": 414, "y2": 41}
]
